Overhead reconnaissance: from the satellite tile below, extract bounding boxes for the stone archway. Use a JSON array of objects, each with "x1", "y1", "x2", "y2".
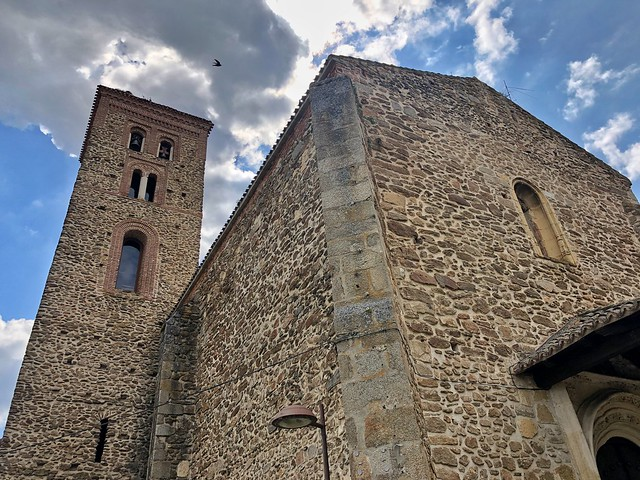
[
  {"x1": 578, "y1": 391, "x2": 640, "y2": 479},
  {"x1": 596, "y1": 436, "x2": 640, "y2": 479}
]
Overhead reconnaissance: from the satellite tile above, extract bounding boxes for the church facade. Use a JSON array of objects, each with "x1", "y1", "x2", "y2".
[{"x1": 2, "y1": 55, "x2": 640, "y2": 479}]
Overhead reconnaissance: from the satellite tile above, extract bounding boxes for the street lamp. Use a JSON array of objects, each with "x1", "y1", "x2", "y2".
[{"x1": 270, "y1": 403, "x2": 330, "y2": 480}]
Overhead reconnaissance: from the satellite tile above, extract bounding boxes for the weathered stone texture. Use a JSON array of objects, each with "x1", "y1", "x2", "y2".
[
  {"x1": 147, "y1": 302, "x2": 201, "y2": 479},
  {"x1": 178, "y1": 109, "x2": 351, "y2": 479},
  {"x1": 328, "y1": 57, "x2": 640, "y2": 478},
  {"x1": 311, "y1": 75, "x2": 431, "y2": 479},
  {"x1": 6, "y1": 56, "x2": 640, "y2": 480},
  {"x1": 0, "y1": 87, "x2": 211, "y2": 479}
]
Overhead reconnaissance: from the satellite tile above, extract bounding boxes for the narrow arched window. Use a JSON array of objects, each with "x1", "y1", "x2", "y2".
[
  {"x1": 115, "y1": 238, "x2": 143, "y2": 291},
  {"x1": 145, "y1": 174, "x2": 157, "y2": 202},
  {"x1": 105, "y1": 222, "x2": 156, "y2": 298},
  {"x1": 158, "y1": 140, "x2": 173, "y2": 160},
  {"x1": 129, "y1": 170, "x2": 142, "y2": 198},
  {"x1": 514, "y1": 181, "x2": 574, "y2": 264},
  {"x1": 129, "y1": 130, "x2": 144, "y2": 152},
  {"x1": 95, "y1": 418, "x2": 109, "y2": 463}
]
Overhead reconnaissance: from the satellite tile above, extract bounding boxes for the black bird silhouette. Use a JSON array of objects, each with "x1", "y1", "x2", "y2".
[{"x1": 212, "y1": 59, "x2": 222, "y2": 67}]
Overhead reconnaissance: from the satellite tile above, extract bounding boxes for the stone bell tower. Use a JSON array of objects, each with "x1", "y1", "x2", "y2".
[{"x1": 0, "y1": 86, "x2": 212, "y2": 479}]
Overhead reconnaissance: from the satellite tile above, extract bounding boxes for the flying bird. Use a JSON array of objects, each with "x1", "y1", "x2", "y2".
[{"x1": 212, "y1": 59, "x2": 222, "y2": 67}]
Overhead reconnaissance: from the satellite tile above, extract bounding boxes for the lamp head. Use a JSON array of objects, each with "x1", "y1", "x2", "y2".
[{"x1": 271, "y1": 404, "x2": 318, "y2": 429}]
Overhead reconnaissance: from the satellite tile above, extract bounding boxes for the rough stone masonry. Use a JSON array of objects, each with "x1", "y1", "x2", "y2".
[{"x1": 3, "y1": 56, "x2": 640, "y2": 480}]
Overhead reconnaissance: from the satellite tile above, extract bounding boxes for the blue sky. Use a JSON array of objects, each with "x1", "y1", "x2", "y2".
[{"x1": 1, "y1": 0, "x2": 639, "y2": 435}]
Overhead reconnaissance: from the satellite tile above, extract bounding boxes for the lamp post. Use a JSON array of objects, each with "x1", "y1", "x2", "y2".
[{"x1": 270, "y1": 403, "x2": 330, "y2": 480}]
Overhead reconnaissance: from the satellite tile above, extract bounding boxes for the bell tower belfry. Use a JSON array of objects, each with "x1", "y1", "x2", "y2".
[{"x1": 0, "y1": 86, "x2": 212, "y2": 478}]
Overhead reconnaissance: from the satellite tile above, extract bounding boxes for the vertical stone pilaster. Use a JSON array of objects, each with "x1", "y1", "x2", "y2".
[
  {"x1": 311, "y1": 76, "x2": 430, "y2": 479},
  {"x1": 548, "y1": 385, "x2": 600, "y2": 480},
  {"x1": 147, "y1": 302, "x2": 201, "y2": 480}
]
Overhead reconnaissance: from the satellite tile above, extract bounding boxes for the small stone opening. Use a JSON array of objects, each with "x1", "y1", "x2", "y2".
[{"x1": 94, "y1": 418, "x2": 109, "y2": 463}]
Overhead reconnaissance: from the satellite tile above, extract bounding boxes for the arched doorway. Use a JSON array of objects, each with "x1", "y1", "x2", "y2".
[{"x1": 596, "y1": 437, "x2": 640, "y2": 479}]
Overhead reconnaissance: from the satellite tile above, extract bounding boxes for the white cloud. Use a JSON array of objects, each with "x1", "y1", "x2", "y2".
[
  {"x1": 0, "y1": 1, "x2": 308, "y2": 260},
  {"x1": 563, "y1": 55, "x2": 639, "y2": 120},
  {"x1": 584, "y1": 113, "x2": 640, "y2": 181},
  {"x1": 0, "y1": 407, "x2": 7, "y2": 437},
  {"x1": 465, "y1": 0, "x2": 517, "y2": 85},
  {"x1": 267, "y1": 0, "x2": 459, "y2": 68},
  {"x1": 539, "y1": 24, "x2": 554, "y2": 44},
  {"x1": 200, "y1": 159, "x2": 258, "y2": 252},
  {"x1": 77, "y1": 38, "x2": 214, "y2": 106},
  {"x1": 333, "y1": 8, "x2": 458, "y2": 64},
  {"x1": 267, "y1": 0, "x2": 437, "y2": 57},
  {"x1": 0, "y1": 317, "x2": 33, "y2": 361},
  {"x1": 0, "y1": 317, "x2": 34, "y2": 436},
  {"x1": 266, "y1": 0, "x2": 363, "y2": 54}
]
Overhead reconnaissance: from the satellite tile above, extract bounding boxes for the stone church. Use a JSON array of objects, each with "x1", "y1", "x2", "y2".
[{"x1": 2, "y1": 55, "x2": 640, "y2": 479}]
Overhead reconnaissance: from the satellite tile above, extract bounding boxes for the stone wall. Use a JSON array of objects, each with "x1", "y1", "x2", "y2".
[
  {"x1": 0, "y1": 88, "x2": 211, "y2": 479},
  {"x1": 7, "y1": 56, "x2": 640, "y2": 480},
  {"x1": 147, "y1": 301, "x2": 201, "y2": 479},
  {"x1": 329, "y1": 57, "x2": 640, "y2": 479},
  {"x1": 310, "y1": 75, "x2": 432, "y2": 479},
  {"x1": 181, "y1": 107, "x2": 351, "y2": 479}
]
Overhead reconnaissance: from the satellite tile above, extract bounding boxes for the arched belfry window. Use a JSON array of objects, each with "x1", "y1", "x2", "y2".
[
  {"x1": 129, "y1": 129, "x2": 145, "y2": 152},
  {"x1": 121, "y1": 164, "x2": 165, "y2": 205},
  {"x1": 115, "y1": 238, "x2": 143, "y2": 291},
  {"x1": 514, "y1": 180, "x2": 575, "y2": 264},
  {"x1": 145, "y1": 174, "x2": 157, "y2": 202},
  {"x1": 129, "y1": 170, "x2": 142, "y2": 198},
  {"x1": 158, "y1": 140, "x2": 173, "y2": 160},
  {"x1": 126, "y1": 169, "x2": 158, "y2": 203}
]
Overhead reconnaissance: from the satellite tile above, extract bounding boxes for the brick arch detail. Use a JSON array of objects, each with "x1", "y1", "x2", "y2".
[
  {"x1": 120, "y1": 159, "x2": 167, "y2": 205},
  {"x1": 104, "y1": 219, "x2": 159, "y2": 299}
]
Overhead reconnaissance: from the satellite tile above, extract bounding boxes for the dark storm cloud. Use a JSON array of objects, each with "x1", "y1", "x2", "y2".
[{"x1": 0, "y1": 0, "x2": 307, "y2": 247}]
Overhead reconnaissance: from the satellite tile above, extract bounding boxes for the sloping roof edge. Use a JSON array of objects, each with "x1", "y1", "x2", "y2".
[
  {"x1": 513, "y1": 297, "x2": 640, "y2": 375},
  {"x1": 165, "y1": 54, "x2": 635, "y2": 320},
  {"x1": 166, "y1": 55, "x2": 341, "y2": 315}
]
